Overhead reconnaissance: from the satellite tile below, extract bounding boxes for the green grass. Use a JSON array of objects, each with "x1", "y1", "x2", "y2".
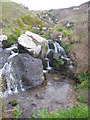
[
  {"x1": 76, "y1": 90, "x2": 86, "y2": 103},
  {"x1": 21, "y1": 15, "x2": 44, "y2": 27},
  {"x1": 33, "y1": 104, "x2": 88, "y2": 118},
  {"x1": 6, "y1": 28, "x2": 21, "y2": 47},
  {"x1": 43, "y1": 32, "x2": 51, "y2": 40},
  {"x1": 16, "y1": 19, "x2": 24, "y2": 28},
  {"x1": 57, "y1": 27, "x2": 72, "y2": 37}
]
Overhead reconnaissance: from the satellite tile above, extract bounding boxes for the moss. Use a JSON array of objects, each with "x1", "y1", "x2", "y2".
[
  {"x1": 9, "y1": 99, "x2": 19, "y2": 107},
  {"x1": 45, "y1": 45, "x2": 48, "y2": 52},
  {"x1": 12, "y1": 104, "x2": 22, "y2": 118},
  {"x1": 55, "y1": 58, "x2": 62, "y2": 68}
]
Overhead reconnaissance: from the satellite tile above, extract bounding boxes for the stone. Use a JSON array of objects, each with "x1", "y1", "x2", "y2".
[
  {"x1": 42, "y1": 27, "x2": 47, "y2": 31},
  {"x1": 0, "y1": 35, "x2": 7, "y2": 43},
  {"x1": 1, "y1": 54, "x2": 44, "y2": 91},
  {"x1": 0, "y1": 35, "x2": 7, "y2": 47},
  {"x1": 18, "y1": 31, "x2": 48, "y2": 58}
]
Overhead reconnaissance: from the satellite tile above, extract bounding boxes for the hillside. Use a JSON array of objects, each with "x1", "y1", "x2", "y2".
[{"x1": 36, "y1": 2, "x2": 88, "y2": 74}]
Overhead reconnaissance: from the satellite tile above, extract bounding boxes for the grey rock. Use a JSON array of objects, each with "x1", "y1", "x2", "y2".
[{"x1": 1, "y1": 54, "x2": 44, "y2": 90}]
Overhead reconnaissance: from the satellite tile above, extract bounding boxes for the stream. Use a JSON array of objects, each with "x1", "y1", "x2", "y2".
[{"x1": 0, "y1": 40, "x2": 77, "y2": 118}]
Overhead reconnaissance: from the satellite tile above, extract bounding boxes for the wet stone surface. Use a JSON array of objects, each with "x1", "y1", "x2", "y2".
[
  {"x1": 3, "y1": 73, "x2": 77, "y2": 118},
  {"x1": 0, "y1": 42, "x2": 3, "y2": 69}
]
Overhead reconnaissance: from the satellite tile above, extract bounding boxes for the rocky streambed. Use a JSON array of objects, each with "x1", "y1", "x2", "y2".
[
  {"x1": 2, "y1": 73, "x2": 77, "y2": 118},
  {"x1": 0, "y1": 32, "x2": 77, "y2": 118}
]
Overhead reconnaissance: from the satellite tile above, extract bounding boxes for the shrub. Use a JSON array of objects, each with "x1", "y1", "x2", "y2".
[{"x1": 33, "y1": 104, "x2": 88, "y2": 118}]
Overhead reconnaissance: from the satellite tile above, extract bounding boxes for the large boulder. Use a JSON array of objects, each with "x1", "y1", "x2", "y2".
[
  {"x1": 18, "y1": 31, "x2": 48, "y2": 58},
  {"x1": 1, "y1": 53, "x2": 44, "y2": 93}
]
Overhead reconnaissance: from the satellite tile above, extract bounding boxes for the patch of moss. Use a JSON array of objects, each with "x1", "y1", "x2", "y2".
[
  {"x1": 9, "y1": 99, "x2": 19, "y2": 107},
  {"x1": 45, "y1": 45, "x2": 48, "y2": 53},
  {"x1": 12, "y1": 104, "x2": 22, "y2": 118}
]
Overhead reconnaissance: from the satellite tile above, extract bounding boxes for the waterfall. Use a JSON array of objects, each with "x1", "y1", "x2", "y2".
[
  {"x1": 44, "y1": 40, "x2": 73, "y2": 72},
  {"x1": 53, "y1": 42, "x2": 58, "y2": 52},
  {"x1": 0, "y1": 44, "x2": 25, "y2": 98}
]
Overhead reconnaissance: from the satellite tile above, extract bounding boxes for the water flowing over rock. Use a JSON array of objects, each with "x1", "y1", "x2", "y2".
[
  {"x1": 43, "y1": 40, "x2": 73, "y2": 71},
  {"x1": 0, "y1": 53, "x2": 44, "y2": 97},
  {"x1": 18, "y1": 31, "x2": 48, "y2": 58}
]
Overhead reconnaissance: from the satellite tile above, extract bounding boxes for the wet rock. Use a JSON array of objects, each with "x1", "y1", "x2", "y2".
[
  {"x1": 18, "y1": 31, "x2": 48, "y2": 58},
  {"x1": 48, "y1": 40, "x2": 55, "y2": 49},
  {"x1": 42, "y1": 27, "x2": 47, "y2": 31},
  {"x1": 9, "y1": 99, "x2": 18, "y2": 107},
  {"x1": 1, "y1": 53, "x2": 44, "y2": 94},
  {"x1": 35, "y1": 93, "x2": 44, "y2": 99},
  {"x1": 47, "y1": 50, "x2": 54, "y2": 59}
]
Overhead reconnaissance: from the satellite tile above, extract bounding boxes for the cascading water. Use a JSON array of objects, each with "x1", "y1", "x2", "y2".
[
  {"x1": 44, "y1": 40, "x2": 73, "y2": 72},
  {"x1": 0, "y1": 44, "x2": 24, "y2": 98}
]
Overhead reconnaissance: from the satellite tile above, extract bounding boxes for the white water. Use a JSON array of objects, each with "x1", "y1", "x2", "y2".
[
  {"x1": 0, "y1": 48, "x2": 24, "y2": 97},
  {"x1": 45, "y1": 41, "x2": 73, "y2": 70}
]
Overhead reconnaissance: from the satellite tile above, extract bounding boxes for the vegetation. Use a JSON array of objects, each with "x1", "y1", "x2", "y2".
[
  {"x1": 75, "y1": 71, "x2": 89, "y2": 103},
  {"x1": 12, "y1": 104, "x2": 22, "y2": 118},
  {"x1": 21, "y1": 15, "x2": 44, "y2": 27},
  {"x1": 33, "y1": 104, "x2": 88, "y2": 118},
  {"x1": 16, "y1": 19, "x2": 24, "y2": 28},
  {"x1": 76, "y1": 90, "x2": 86, "y2": 103},
  {"x1": 45, "y1": 45, "x2": 48, "y2": 52},
  {"x1": 55, "y1": 58, "x2": 62, "y2": 68},
  {"x1": 57, "y1": 27, "x2": 72, "y2": 37},
  {"x1": 43, "y1": 31, "x2": 51, "y2": 40},
  {"x1": 6, "y1": 28, "x2": 21, "y2": 47},
  {"x1": 9, "y1": 99, "x2": 18, "y2": 107},
  {"x1": 76, "y1": 72, "x2": 88, "y2": 83}
]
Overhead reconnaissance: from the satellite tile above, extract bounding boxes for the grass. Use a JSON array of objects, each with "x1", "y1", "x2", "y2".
[
  {"x1": 57, "y1": 27, "x2": 72, "y2": 37},
  {"x1": 33, "y1": 104, "x2": 88, "y2": 118},
  {"x1": 16, "y1": 19, "x2": 24, "y2": 28},
  {"x1": 21, "y1": 15, "x2": 44, "y2": 27},
  {"x1": 5, "y1": 28, "x2": 21, "y2": 47},
  {"x1": 75, "y1": 71, "x2": 89, "y2": 103},
  {"x1": 76, "y1": 72, "x2": 88, "y2": 83}
]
